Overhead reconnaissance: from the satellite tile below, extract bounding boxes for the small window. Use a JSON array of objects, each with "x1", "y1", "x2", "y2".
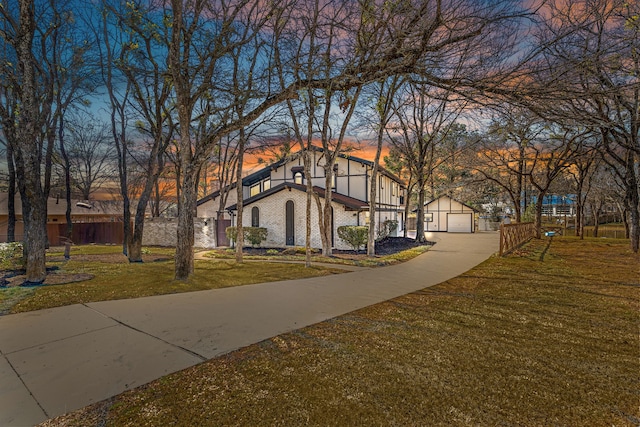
[
  {"x1": 391, "y1": 183, "x2": 396, "y2": 196},
  {"x1": 424, "y1": 213, "x2": 433, "y2": 222},
  {"x1": 250, "y1": 183, "x2": 260, "y2": 197},
  {"x1": 294, "y1": 171, "x2": 303, "y2": 185},
  {"x1": 263, "y1": 178, "x2": 271, "y2": 192},
  {"x1": 331, "y1": 174, "x2": 336, "y2": 189},
  {"x1": 251, "y1": 206, "x2": 260, "y2": 227}
]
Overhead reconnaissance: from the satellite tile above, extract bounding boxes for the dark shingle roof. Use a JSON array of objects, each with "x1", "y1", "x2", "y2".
[{"x1": 226, "y1": 183, "x2": 368, "y2": 211}]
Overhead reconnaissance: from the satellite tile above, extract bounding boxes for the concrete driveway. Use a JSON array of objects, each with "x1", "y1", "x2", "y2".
[{"x1": 0, "y1": 231, "x2": 498, "y2": 426}]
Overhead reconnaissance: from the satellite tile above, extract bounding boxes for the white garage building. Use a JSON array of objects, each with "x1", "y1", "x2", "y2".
[{"x1": 423, "y1": 195, "x2": 477, "y2": 233}]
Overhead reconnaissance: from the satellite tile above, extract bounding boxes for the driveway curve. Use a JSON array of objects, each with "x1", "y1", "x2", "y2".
[{"x1": 0, "y1": 231, "x2": 498, "y2": 426}]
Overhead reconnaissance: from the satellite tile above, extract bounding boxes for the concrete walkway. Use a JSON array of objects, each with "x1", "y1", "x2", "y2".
[{"x1": 0, "y1": 232, "x2": 498, "y2": 426}]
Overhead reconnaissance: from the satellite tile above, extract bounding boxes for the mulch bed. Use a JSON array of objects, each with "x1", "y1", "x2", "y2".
[{"x1": 240, "y1": 237, "x2": 431, "y2": 257}]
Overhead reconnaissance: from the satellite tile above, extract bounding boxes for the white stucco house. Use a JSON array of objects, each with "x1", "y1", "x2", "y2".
[{"x1": 197, "y1": 147, "x2": 406, "y2": 249}]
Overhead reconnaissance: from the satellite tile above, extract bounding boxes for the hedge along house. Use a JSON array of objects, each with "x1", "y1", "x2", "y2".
[
  {"x1": 197, "y1": 147, "x2": 406, "y2": 249},
  {"x1": 422, "y1": 195, "x2": 478, "y2": 233}
]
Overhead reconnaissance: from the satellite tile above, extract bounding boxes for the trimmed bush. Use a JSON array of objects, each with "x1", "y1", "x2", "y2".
[
  {"x1": 245, "y1": 227, "x2": 268, "y2": 247},
  {"x1": 225, "y1": 226, "x2": 239, "y2": 242},
  {"x1": 225, "y1": 226, "x2": 268, "y2": 247},
  {"x1": 377, "y1": 219, "x2": 398, "y2": 241},
  {"x1": 337, "y1": 226, "x2": 369, "y2": 252}
]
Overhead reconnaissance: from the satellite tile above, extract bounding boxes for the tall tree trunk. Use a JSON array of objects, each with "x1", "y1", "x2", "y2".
[
  {"x1": 6, "y1": 142, "x2": 16, "y2": 242},
  {"x1": 235, "y1": 130, "x2": 246, "y2": 263},
  {"x1": 403, "y1": 182, "x2": 413, "y2": 238},
  {"x1": 128, "y1": 140, "x2": 165, "y2": 262},
  {"x1": 415, "y1": 180, "x2": 427, "y2": 243},
  {"x1": 591, "y1": 202, "x2": 601, "y2": 237},
  {"x1": 14, "y1": 0, "x2": 47, "y2": 283},
  {"x1": 321, "y1": 162, "x2": 334, "y2": 257},
  {"x1": 303, "y1": 151, "x2": 313, "y2": 267},
  {"x1": 624, "y1": 151, "x2": 639, "y2": 252},
  {"x1": 534, "y1": 193, "x2": 545, "y2": 239},
  {"x1": 175, "y1": 168, "x2": 196, "y2": 279},
  {"x1": 174, "y1": 93, "x2": 197, "y2": 279},
  {"x1": 368, "y1": 126, "x2": 385, "y2": 256},
  {"x1": 58, "y1": 114, "x2": 73, "y2": 239}
]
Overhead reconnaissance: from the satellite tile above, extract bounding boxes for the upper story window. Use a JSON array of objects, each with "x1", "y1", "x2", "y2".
[
  {"x1": 250, "y1": 182, "x2": 261, "y2": 197},
  {"x1": 250, "y1": 178, "x2": 271, "y2": 197},
  {"x1": 291, "y1": 166, "x2": 304, "y2": 185}
]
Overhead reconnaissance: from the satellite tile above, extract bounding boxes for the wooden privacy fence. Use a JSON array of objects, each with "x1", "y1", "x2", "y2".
[
  {"x1": 500, "y1": 222, "x2": 536, "y2": 256},
  {"x1": 1, "y1": 222, "x2": 126, "y2": 245},
  {"x1": 51, "y1": 222, "x2": 125, "y2": 246}
]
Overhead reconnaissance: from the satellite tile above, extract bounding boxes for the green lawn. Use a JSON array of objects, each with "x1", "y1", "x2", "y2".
[{"x1": 41, "y1": 237, "x2": 640, "y2": 426}]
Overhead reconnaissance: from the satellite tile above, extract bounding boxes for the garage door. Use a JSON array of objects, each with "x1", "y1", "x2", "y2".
[{"x1": 447, "y1": 213, "x2": 473, "y2": 233}]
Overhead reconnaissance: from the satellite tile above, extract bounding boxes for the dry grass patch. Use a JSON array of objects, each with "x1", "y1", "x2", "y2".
[
  {"x1": 4, "y1": 246, "x2": 344, "y2": 314},
  {"x1": 42, "y1": 237, "x2": 639, "y2": 426}
]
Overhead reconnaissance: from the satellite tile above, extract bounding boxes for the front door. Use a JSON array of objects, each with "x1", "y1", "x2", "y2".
[
  {"x1": 217, "y1": 219, "x2": 231, "y2": 246},
  {"x1": 285, "y1": 200, "x2": 295, "y2": 245}
]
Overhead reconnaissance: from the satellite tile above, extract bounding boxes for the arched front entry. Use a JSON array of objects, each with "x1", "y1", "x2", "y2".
[{"x1": 285, "y1": 200, "x2": 295, "y2": 246}]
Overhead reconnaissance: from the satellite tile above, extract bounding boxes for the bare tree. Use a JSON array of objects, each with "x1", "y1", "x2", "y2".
[
  {"x1": 60, "y1": 118, "x2": 116, "y2": 200},
  {"x1": 103, "y1": 0, "x2": 177, "y2": 261},
  {"x1": 526, "y1": 125, "x2": 583, "y2": 238},
  {"x1": 0, "y1": 0, "x2": 61, "y2": 282},
  {"x1": 475, "y1": 111, "x2": 545, "y2": 223},
  {"x1": 522, "y1": 0, "x2": 639, "y2": 251},
  {"x1": 95, "y1": 0, "x2": 136, "y2": 256},
  {"x1": 168, "y1": 0, "x2": 300, "y2": 279},
  {"x1": 384, "y1": 146, "x2": 413, "y2": 237},
  {"x1": 567, "y1": 133, "x2": 601, "y2": 238},
  {"x1": 389, "y1": 83, "x2": 467, "y2": 243},
  {"x1": 358, "y1": 76, "x2": 404, "y2": 256}
]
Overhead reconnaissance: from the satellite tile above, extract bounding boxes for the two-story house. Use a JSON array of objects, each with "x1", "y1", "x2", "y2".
[{"x1": 197, "y1": 147, "x2": 406, "y2": 249}]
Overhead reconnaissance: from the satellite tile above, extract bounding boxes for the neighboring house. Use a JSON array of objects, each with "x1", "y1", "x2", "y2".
[
  {"x1": 422, "y1": 195, "x2": 477, "y2": 233},
  {"x1": 0, "y1": 192, "x2": 124, "y2": 244},
  {"x1": 197, "y1": 148, "x2": 406, "y2": 249},
  {"x1": 537, "y1": 194, "x2": 576, "y2": 218}
]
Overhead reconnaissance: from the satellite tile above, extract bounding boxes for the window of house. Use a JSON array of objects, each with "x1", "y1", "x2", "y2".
[
  {"x1": 294, "y1": 171, "x2": 303, "y2": 185},
  {"x1": 391, "y1": 182, "x2": 396, "y2": 196},
  {"x1": 250, "y1": 182, "x2": 260, "y2": 197},
  {"x1": 251, "y1": 206, "x2": 260, "y2": 227},
  {"x1": 424, "y1": 212, "x2": 433, "y2": 222},
  {"x1": 331, "y1": 174, "x2": 336, "y2": 189},
  {"x1": 263, "y1": 178, "x2": 271, "y2": 192}
]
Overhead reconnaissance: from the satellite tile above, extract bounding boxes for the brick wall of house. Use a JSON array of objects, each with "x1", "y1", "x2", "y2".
[
  {"x1": 142, "y1": 217, "x2": 216, "y2": 248},
  {"x1": 239, "y1": 189, "x2": 360, "y2": 250}
]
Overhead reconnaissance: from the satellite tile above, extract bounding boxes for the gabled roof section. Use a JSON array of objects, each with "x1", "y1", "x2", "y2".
[
  {"x1": 423, "y1": 195, "x2": 479, "y2": 213},
  {"x1": 198, "y1": 146, "x2": 406, "y2": 205},
  {"x1": 226, "y1": 183, "x2": 368, "y2": 211},
  {"x1": 242, "y1": 146, "x2": 405, "y2": 186},
  {"x1": 196, "y1": 183, "x2": 237, "y2": 207}
]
